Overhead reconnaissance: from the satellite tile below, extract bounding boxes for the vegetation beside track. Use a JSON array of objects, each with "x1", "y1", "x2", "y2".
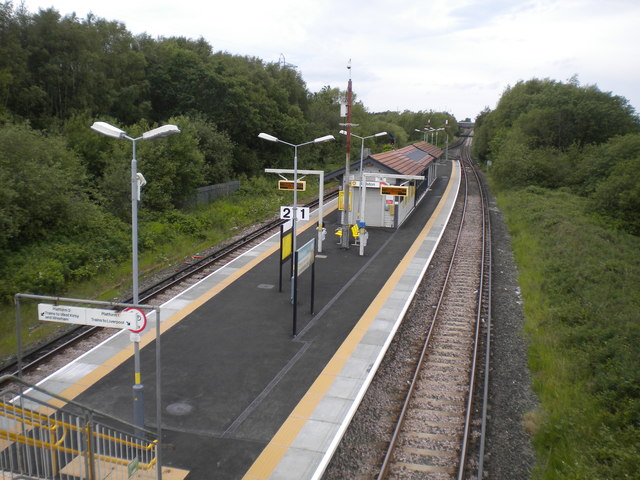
[
  {"x1": 475, "y1": 77, "x2": 640, "y2": 478},
  {"x1": 495, "y1": 187, "x2": 640, "y2": 478}
]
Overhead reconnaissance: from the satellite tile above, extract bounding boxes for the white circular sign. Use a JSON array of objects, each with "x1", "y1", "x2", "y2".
[{"x1": 125, "y1": 307, "x2": 147, "y2": 333}]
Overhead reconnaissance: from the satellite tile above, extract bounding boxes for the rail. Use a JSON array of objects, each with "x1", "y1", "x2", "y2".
[
  {"x1": 459, "y1": 138, "x2": 492, "y2": 479},
  {"x1": 376, "y1": 138, "x2": 491, "y2": 479},
  {"x1": 457, "y1": 136, "x2": 492, "y2": 478}
]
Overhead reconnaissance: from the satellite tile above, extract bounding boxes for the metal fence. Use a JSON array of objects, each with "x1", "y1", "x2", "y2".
[
  {"x1": 0, "y1": 375, "x2": 158, "y2": 480},
  {"x1": 186, "y1": 180, "x2": 240, "y2": 207}
]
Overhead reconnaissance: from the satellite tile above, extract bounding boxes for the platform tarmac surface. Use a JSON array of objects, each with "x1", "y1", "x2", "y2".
[{"x1": 39, "y1": 160, "x2": 456, "y2": 479}]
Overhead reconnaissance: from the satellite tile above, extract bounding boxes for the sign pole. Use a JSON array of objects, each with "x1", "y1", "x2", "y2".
[
  {"x1": 293, "y1": 251, "x2": 298, "y2": 337},
  {"x1": 279, "y1": 224, "x2": 284, "y2": 292},
  {"x1": 15, "y1": 293, "x2": 162, "y2": 458},
  {"x1": 317, "y1": 171, "x2": 325, "y2": 253},
  {"x1": 310, "y1": 261, "x2": 315, "y2": 315},
  {"x1": 155, "y1": 306, "x2": 162, "y2": 480}
]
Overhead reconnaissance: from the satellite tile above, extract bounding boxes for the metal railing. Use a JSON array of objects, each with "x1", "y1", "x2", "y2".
[{"x1": 0, "y1": 375, "x2": 159, "y2": 479}]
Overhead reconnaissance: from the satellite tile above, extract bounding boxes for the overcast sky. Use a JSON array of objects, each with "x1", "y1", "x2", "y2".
[{"x1": 19, "y1": 0, "x2": 640, "y2": 121}]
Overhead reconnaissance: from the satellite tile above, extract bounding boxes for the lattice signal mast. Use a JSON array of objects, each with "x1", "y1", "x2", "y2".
[
  {"x1": 339, "y1": 60, "x2": 356, "y2": 248},
  {"x1": 279, "y1": 53, "x2": 297, "y2": 69}
]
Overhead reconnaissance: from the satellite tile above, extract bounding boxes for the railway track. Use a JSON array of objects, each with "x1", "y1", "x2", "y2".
[
  {"x1": 0, "y1": 190, "x2": 338, "y2": 382},
  {"x1": 377, "y1": 138, "x2": 492, "y2": 479}
]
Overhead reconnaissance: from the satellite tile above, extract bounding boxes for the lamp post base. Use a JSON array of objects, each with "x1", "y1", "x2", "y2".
[{"x1": 133, "y1": 383, "x2": 145, "y2": 437}]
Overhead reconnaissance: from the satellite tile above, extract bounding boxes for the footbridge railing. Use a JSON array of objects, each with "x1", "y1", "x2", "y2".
[{"x1": 0, "y1": 375, "x2": 159, "y2": 479}]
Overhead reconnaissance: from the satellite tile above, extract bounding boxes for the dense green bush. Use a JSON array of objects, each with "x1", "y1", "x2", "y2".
[
  {"x1": 497, "y1": 188, "x2": 640, "y2": 478},
  {"x1": 491, "y1": 137, "x2": 568, "y2": 190},
  {"x1": 589, "y1": 147, "x2": 640, "y2": 234},
  {"x1": 488, "y1": 132, "x2": 640, "y2": 235},
  {"x1": 0, "y1": 122, "x2": 94, "y2": 249},
  {"x1": 0, "y1": 210, "x2": 129, "y2": 301}
]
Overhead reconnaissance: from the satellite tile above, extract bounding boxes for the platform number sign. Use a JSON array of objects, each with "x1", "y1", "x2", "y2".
[{"x1": 280, "y1": 206, "x2": 310, "y2": 221}]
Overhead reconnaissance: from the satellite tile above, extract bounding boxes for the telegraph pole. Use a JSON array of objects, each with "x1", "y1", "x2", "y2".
[{"x1": 340, "y1": 61, "x2": 356, "y2": 249}]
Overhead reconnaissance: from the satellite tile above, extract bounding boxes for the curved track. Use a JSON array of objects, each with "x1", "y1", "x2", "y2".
[{"x1": 377, "y1": 138, "x2": 492, "y2": 479}]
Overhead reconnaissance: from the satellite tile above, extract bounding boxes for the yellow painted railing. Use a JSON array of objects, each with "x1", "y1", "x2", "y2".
[{"x1": 0, "y1": 375, "x2": 158, "y2": 479}]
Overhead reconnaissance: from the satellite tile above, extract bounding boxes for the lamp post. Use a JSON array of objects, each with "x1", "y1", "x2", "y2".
[
  {"x1": 445, "y1": 119, "x2": 449, "y2": 163},
  {"x1": 414, "y1": 128, "x2": 428, "y2": 142},
  {"x1": 258, "y1": 133, "x2": 335, "y2": 306},
  {"x1": 415, "y1": 127, "x2": 436, "y2": 142},
  {"x1": 90, "y1": 121, "x2": 180, "y2": 431},
  {"x1": 432, "y1": 127, "x2": 444, "y2": 147},
  {"x1": 339, "y1": 130, "x2": 387, "y2": 224}
]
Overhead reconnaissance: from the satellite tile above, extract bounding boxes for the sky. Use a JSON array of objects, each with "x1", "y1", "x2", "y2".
[{"x1": 18, "y1": 0, "x2": 640, "y2": 121}]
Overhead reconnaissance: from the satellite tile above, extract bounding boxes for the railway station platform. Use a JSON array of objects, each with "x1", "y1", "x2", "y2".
[{"x1": 26, "y1": 158, "x2": 460, "y2": 479}]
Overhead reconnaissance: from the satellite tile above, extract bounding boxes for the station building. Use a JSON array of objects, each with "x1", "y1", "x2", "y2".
[{"x1": 329, "y1": 141, "x2": 443, "y2": 228}]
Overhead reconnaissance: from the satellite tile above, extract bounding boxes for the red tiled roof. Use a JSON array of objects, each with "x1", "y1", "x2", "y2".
[
  {"x1": 414, "y1": 141, "x2": 444, "y2": 158},
  {"x1": 369, "y1": 142, "x2": 442, "y2": 176}
]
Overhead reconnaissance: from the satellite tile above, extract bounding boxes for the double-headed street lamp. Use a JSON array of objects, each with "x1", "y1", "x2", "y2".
[
  {"x1": 258, "y1": 133, "x2": 335, "y2": 307},
  {"x1": 414, "y1": 127, "x2": 437, "y2": 142},
  {"x1": 416, "y1": 127, "x2": 445, "y2": 145},
  {"x1": 338, "y1": 130, "x2": 387, "y2": 224},
  {"x1": 90, "y1": 121, "x2": 180, "y2": 430}
]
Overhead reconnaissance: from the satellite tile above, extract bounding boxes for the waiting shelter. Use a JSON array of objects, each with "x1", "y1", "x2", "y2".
[{"x1": 328, "y1": 141, "x2": 443, "y2": 228}]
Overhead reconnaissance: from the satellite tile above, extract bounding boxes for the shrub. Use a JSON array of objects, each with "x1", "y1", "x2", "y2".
[
  {"x1": 497, "y1": 187, "x2": 640, "y2": 478},
  {"x1": 590, "y1": 153, "x2": 640, "y2": 235}
]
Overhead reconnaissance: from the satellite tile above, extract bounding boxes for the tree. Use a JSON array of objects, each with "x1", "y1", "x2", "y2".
[
  {"x1": 189, "y1": 115, "x2": 235, "y2": 185},
  {"x1": 0, "y1": 5, "x2": 149, "y2": 127},
  {"x1": 589, "y1": 134, "x2": 640, "y2": 233},
  {"x1": 306, "y1": 86, "x2": 341, "y2": 137},
  {"x1": 476, "y1": 78, "x2": 639, "y2": 156},
  {"x1": 98, "y1": 117, "x2": 205, "y2": 217},
  {"x1": 141, "y1": 36, "x2": 209, "y2": 121},
  {"x1": 0, "y1": 122, "x2": 94, "y2": 248}
]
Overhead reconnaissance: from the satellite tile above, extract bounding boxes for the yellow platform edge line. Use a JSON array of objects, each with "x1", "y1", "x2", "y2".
[{"x1": 243, "y1": 167, "x2": 459, "y2": 480}]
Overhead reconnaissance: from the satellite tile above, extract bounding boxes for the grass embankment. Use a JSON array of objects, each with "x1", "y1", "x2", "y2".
[
  {"x1": 0, "y1": 177, "x2": 321, "y2": 361},
  {"x1": 495, "y1": 186, "x2": 640, "y2": 479}
]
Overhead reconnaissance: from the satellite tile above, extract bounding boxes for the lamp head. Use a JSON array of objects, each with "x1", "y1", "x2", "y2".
[
  {"x1": 314, "y1": 135, "x2": 335, "y2": 143},
  {"x1": 91, "y1": 121, "x2": 126, "y2": 139},
  {"x1": 258, "y1": 132, "x2": 279, "y2": 143},
  {"x1": 142, "y1": 124, "x2": 180, "y2": 140}
]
